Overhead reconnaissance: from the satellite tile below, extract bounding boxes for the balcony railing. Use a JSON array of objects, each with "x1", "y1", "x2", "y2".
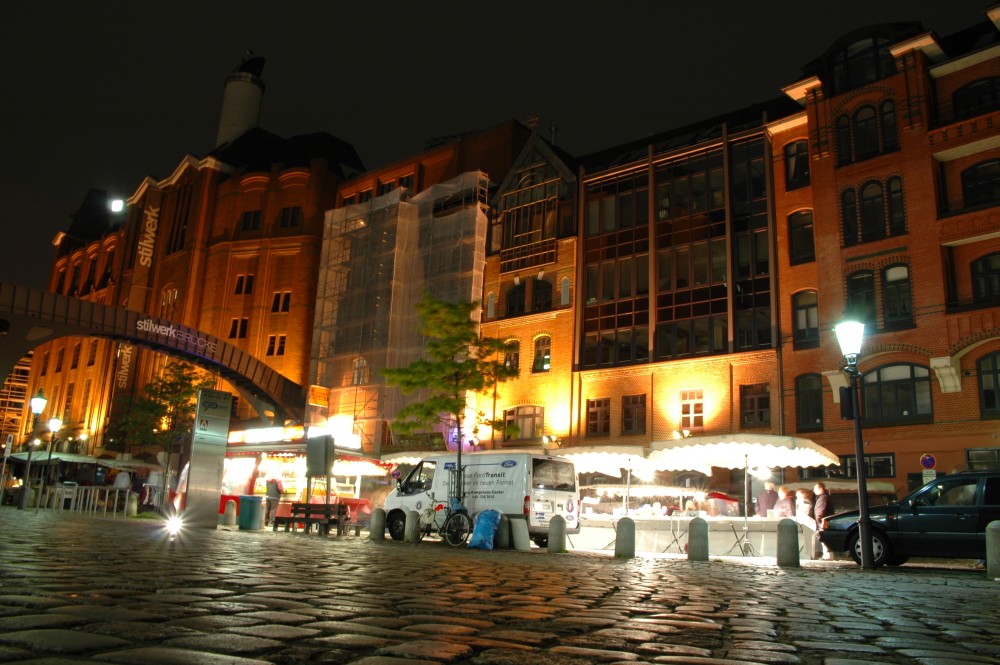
[{"x1": 499, "y1": 238, "x2": 557, "y2": 274}]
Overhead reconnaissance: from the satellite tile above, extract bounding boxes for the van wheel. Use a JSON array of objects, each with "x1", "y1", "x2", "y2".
[
  {"x1": 387, "y1": 512, "x2": 406, "y2": 541},
  {"x1": 532, "y1": 536, "x2": 548, "y2": 548}
]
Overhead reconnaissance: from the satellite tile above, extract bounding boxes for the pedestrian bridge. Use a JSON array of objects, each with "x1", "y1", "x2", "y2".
[{"x1": 0, "y1": 282, "x2": 304, "y2": 423}]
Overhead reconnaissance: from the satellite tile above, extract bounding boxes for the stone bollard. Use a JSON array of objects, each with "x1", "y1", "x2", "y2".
[
  {"x1": 510, "y1": 516, "x2": 531, "y2": 551},
  {"x1": 125, "y1": 493, "x2": 138, "y2": 518},
  {"x1": 494, "y1": 515, "x2": 511, "y2": 549},
  {"x1": 987, "y1": 520, "x2": 1000, "y2": 579},
  {"x1": 222, "y1": 499, "x2": 237, "y2": 528},
  {"x1": 614, "y1": 517, "x2": 636, "y2": 559},
  {"x1": 776, "y1": 518, "x2": 800, "y2": 568},
  {"x1": 369, "y1": 508, "x2": 387, "y2": 540},
  {"x1": 688, "y1": 517, "x2": 709, "y2": 561},
  {"x1": 548, "y1": 515, "x2": 568, "y2": 553},
  {"x1": 404, "y1": 510, "x2": 423, "y2": 543}
]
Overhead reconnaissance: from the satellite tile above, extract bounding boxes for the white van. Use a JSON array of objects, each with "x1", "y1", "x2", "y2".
[{"x1": 383, "y1": 451, "x2": 580, "y2": 546}]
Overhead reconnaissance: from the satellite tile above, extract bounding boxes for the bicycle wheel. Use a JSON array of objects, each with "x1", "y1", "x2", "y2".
[{"x1": 442, "y1": 511, "x2": 473, "y2": 547}]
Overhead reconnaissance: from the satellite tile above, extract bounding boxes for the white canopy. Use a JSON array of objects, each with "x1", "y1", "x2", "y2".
[{"x1": 649, "y1": 433, "x2": 839, "y2": 472}]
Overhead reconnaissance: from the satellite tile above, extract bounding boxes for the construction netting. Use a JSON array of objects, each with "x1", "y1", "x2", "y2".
[{"x1": 311, "y1": 171, "x2": 491, "y2": 454}]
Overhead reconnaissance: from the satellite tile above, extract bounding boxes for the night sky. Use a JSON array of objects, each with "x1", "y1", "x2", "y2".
[{"x1": 0, "y1": 1, "x2": 990, "y2": 289}]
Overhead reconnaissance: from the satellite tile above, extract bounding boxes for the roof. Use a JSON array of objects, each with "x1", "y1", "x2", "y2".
[{"x1": 209, "y1": 127, "x2": 365, "y2": 179}]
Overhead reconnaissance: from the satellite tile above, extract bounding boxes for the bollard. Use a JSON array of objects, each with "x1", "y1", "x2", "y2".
[
  {"x1": 776, "y1": 518, "x2": 800, "y2": 568},
  {"x1": 614, "y1": 517, "x2": 636, "y2": 559},
  {"x1": 509, "y1": 516, "x2": 531, "y2": 551},
  {"x1": 987, "y1": 520, "x2": 1000, "y2": 580},
  {"x1": 222, "y1": 499, "x2": 237, "y2": 528},
  {"x1": 548, "y1": 515, "x2": 568, "y2": 554},
  {"x1": 125, "y1": 493, "x2": 138, "y2": 518},
  {"x1": 370, "y1": 508, "x2": 387, "y2": 540},
  {"x1": 688, "y1": 517, "x2": 709, "y2": 561},
  {"x1": 494, "y1": 515, "x2": 511, "y2": 550},
  {"x1": 404, "y1": 510, "x2": 422, "y2": 543}
]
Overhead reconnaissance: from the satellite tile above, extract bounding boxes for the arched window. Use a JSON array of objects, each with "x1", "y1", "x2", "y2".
[
  {"x1": 862, "y1": 364, "x2": 932, "y2": 425},
  {"x1": 954, "y1": 77, "x2": 1000, "y2": 121},
  {"x1": 792, "y1": 290, "x2": 819, "y2": 349},
  {"x1": 846, "y1": 270, "x2": 876, "y2": 325},
  {"x1": 971, "y1": 252, "x2": 1000, "y2": 302},
  {"x1": 504, "y1": 341, "x2": 520, "y2": 374},
  {"x1": 881, "y1": 100, "x2": 898, "y2": 150},
  {"x1": 532, "y1": 336, "x2": 551, "y2": 373},
  {"x1": 836, "y1": 116, "x2": 852, "y2": 165},
  {"x1": 882, "y1": 264, "x2": 912, "y2": 327},
  {"x1": 860, "y1": 181, "x2": 885, "y2": 241},
  {"x1": 788, "y1": 211, "x2": 815, "y2": 265},
  {"x1": 796, "y1": 374, "x2": 824, "y2": 432},
  {"x1": 887, "y1": 177, "x2": 905, "y2": 235},
  {"x1": 962, "y1": 160, "x2": 1000, "y2": 209},
  {"x1": 841, "y1": 189, "x2": 858, "y2": 246},
  {"x1": 830, "y1": 35, "x2": 896, "y2": 95},
  {"x1": 486, "y1": 292, "x2": 496, "y2": 319},
  {"x1": 977, "y1": 351, "x2": 1000, "y2": 419},
  {"x1": 506, "y1": 282, "x2": 526, "y2": 317},
  {"x1": 854, "y1": 106, "x2": 879, "y2": 159},
  {"x1": 533, "y1": 279, "x2": 552, "y2": 312},
  {"x1": 504, "y1": 405, "x2": 544, "y2": 440}
]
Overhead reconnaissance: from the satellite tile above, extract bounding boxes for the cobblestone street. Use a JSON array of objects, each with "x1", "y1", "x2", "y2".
[{"x1": 0, "y1": 508, "x2": 996, "y2": 664}]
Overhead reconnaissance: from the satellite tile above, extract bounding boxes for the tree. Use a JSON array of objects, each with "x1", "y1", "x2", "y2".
[
  {"x1": 110, "y1": 360, "x2": 215, "y2": 456},
  {"x1": 382, "y1": 294, "x2": 518, "y2": 499}
]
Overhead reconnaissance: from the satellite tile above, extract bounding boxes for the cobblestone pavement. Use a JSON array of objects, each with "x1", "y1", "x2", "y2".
[{"x1": 0, "y1": 509, "x2": 997, "y2": 665}]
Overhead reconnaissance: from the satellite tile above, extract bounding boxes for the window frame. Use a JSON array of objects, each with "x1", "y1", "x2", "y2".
[
  {"x1": 622, "y1": 394, "x2": 647, "y2": 435},
  {"x1": 788, "y1": 210, "x2": 815, "y2": 265},
  {"x1": 586, "y1": 398, "x2": 611, "y2": 437},
  {"x1": 796, "y1": 374, "x2": 824, "y2": 432},
  {"x1": 532, "y1": 336, "x2": 551, "y2": 373},
  {"x1": 740, "y1": 383, "x2": 771, "y2": 428},
  {"x1": 792, "y1": 290, "x2": 819, "y2": 350},
  {"x1": 861, "y1": 363, "x2": 933, "y2": 426}
]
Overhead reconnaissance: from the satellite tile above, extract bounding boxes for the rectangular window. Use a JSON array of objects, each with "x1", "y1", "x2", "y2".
[
  {"x1": 586, "y1": 398, "x2": 611, "y2": 437},
  {"x1": 70, "y1": 343, "x2": 81, "y2": 370},
  {"x1": 967, "y1": 447, "x2": 1000, "y2": 471},
  {"x1": 265, "y1": 335, "x2": 285, "y2": 356},
  {"x1": 228, "y1": 318, "x2": 249, "y2": 339},
  {"x1": 240, "y1": 210, "x2": 262, "y2": 231},
  {"x1": 622, "y1": 394, "x2": 646, "y2": 435},
  {"x1": 234, "y1": 274, "x2": 255, "y2": 295},
  {"x1": 55, "y1": 348, "x2": 64, "y2": 373},
  {"x1": 399, "y1": 174, "x2": 414, "y2": 190},
  {"x1": 680, "y1": 389, "x2": 704, "y2": 430},
  {"x1": 271, "y1": 291, "x2": 291, "y2": 312},
  {"x1": 63, "y1": 382, "x2": 74, "y2": 423},
  {"x1": 279, "y1": 206, "x2": 302, "y2": 228},
  {"x1": 840, "y1": 453, "x2": 895, "y2": 479},
  {"x1": 377, "y1": 180, "x2": 395, "y2": 195},
  {"x1": 741, "y1": 383, "x2": 770, "y2": 427},
  {"x1": 784, "y1": 140, "x2": 810, "y2": 190},
  {"x1": 40, "y1": 351, "x2": 49, "y2": 377},
  {"x1": 87, "y1": 340, "x2": 98, "y2": 366},
  {"x1": 81, "y1": 378, "x2": 91, "y2": 427}
]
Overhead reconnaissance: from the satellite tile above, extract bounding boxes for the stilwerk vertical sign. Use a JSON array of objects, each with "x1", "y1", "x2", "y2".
[{"x1": 183, "y1": 389, "x2": 232, "y2": 529}]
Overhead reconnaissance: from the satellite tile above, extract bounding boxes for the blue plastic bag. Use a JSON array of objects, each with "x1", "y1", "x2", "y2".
[{"x1": 468, "y1": 509, "x2": 501, "y2": 550}]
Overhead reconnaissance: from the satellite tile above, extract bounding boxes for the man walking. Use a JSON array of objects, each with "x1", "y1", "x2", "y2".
[
  {"x1": 813, "y1": 482, "x2": 831, "y2": 558},
  {"x1": 265, "y1": 476, "x2": 283, "y2": 527}
]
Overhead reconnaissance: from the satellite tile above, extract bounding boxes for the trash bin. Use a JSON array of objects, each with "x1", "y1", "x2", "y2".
[{"x1": 238, "y1": 495, "x2": 263, "y2": 531}]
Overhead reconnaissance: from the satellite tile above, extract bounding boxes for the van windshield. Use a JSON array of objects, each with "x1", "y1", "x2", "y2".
[{"x1": 532, "y1": 459, "x2": 577, "y2": 491}]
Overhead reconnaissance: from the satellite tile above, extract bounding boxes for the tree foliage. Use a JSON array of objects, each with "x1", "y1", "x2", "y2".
[
  {"x1": 382, "y1": 294, "x2": 517, "y2": 442},
  {"x1": 112, "y1": 360, "x2": 215, "y2": 453}
]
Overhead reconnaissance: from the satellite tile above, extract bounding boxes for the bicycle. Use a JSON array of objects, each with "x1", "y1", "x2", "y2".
[{"x1": 417, "y1": 494, "x2": 473, "y2": 547}]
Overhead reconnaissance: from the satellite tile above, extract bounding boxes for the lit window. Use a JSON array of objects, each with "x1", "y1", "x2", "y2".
[{"x1": 532, "y1": 336, "x2": 551, "y2": 373}]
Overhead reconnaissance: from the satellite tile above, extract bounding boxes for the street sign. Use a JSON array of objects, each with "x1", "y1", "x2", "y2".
[
  {"x1": 919, "y1": 453, "x2": 936, "y2": 470},
  {"x1": 922, "y1": 469, "x2": 937, "y2": 485}
]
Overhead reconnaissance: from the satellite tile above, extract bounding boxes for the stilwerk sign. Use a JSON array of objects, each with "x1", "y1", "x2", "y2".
[{"x1": 136, "y1": 318, "x2": 218, "y2": 355}]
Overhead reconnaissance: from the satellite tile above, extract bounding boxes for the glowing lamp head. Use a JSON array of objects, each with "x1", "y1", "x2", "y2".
[
  {"x1": 30, "y1": 389, "x2": 47, "y2": 416},
  {"x1": 834, "y1": 320, "x2": 865, "y2": 366}
]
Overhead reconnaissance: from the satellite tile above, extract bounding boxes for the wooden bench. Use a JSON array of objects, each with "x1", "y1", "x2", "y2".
[{"x1": 272, "y1": 502, "x2": 352, "y2": 535}]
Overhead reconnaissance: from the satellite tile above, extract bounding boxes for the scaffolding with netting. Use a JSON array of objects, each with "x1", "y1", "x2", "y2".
[{"x1": 311, "y1": 171, "x2": 491, "y2": 454}]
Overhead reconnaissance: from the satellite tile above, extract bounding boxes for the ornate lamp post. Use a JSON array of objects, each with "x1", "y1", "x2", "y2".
[
  {"x1": 36, "y1": 417, "x2": 62, "y2": 510},
  {"x1": 834, "y1": 320, "x2": 875, "y2": 569},
  {"x1": 19, "y1": 389, "x2": 47, "y2": 510}
]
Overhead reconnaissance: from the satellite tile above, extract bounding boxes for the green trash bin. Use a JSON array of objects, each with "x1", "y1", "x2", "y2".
[{"x1": 238, "y1": 495, "x2": 263, "y2": 530}]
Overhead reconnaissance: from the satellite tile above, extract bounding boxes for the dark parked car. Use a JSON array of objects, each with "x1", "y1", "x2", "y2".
[{"x1": 818, "y1": 471, "x2": 1000, "y2": 567}]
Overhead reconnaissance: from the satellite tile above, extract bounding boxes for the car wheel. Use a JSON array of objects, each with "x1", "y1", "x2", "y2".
[
  {"x1": 848, "y1": 529, "x2": 890, "y2": 567},
  {"x1": 387, "y1": 511, "x2": 406, "y2": 541}
]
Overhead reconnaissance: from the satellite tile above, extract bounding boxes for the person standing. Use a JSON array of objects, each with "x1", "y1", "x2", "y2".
[
  {"x1": 265, "y1": 476, "x2": 283, "y2": 527},
  {"x1": 755, "y1": 480, "x2": 778, "y2": 517},
  {"x1": 775, "y1": 486, "x2": 795, "y2": 518},
  {"x1": 812, "y1": 482, "x2": 831, "y2": 558}
]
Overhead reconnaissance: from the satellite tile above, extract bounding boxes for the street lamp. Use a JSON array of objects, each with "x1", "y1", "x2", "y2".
[
  {"x1": 19, "y1": 389, "x2": 47, "y2": 509},
  {"x1": 834, "y1": 320, "x2": 875, "y2": 569},
  {"x1": 36, "y1": 417, "x2": 62, "y2": 510}
]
